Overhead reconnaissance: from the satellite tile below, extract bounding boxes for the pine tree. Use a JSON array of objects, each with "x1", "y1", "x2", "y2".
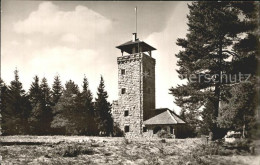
[
  {"x1": 169, "y1": 2, "x2": 257, "y2": 139},
  {"x1": 95, "y1": 76, "x2": 113, "y2": 136},
  {"x1": 29, "y1": 77, "x2": 52, "y2": 135},
  {"x1": 79, "y1": 76, "x2": 98, "y2": 135},
  {"x1": 51, "y1": 80, "x2": 80, "y2": 135},
  {"x1": 179, "y1": 108, "x2": 201, "y2": 137},
  {"x1": 51, "y1": 75, "x2": 63, "y2": 105},
  {"x1": 218, "y1": 82, "x2": 257, "y2": 138},
  {"x1": 2, "y1": 69, "x2": 31, "y2": 135},
  {"x1": 217, "y1": 2, "x2": 259, "y2": 138},
  {"x1": 28, "y1": 75, "x2": 42, "y2": 134},
  {"x1": 0, "y1": 78, "x2": 8, "y2": 135},
  {"x1": 63, "y1": 80, "x2": 80, "y2": 96},
  {"x1": 40, "y1": 78, "x2": 52, "y2": 106},
  {"x1": 28, "y1": 75, "x2": 41, "y2": 106},
  {"x1": 39, "y1": 77, "x2": 53, "y2": 134}
]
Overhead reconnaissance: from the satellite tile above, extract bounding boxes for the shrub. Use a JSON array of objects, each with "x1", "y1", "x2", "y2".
[
  {"x1": 160, "y1": 139, "x2": 166, "y2": 143},
  {"x1": 113, "y1": 123, "x2": 124, "y2": 137},
  {"x1": 224, "y1": 138, "x2": 251, "y2": 152},
  {"x1": 157, "y1": 130, "x2": 172, "y2": 138},
  {"x1": 59, "y1": 143, "x2": 95, "y2": 157},
  {"x1": 123, "y1": 137, "x2": 131, "y2": 145},
  {"x1": 62, "y1": 144, "x2": 82, "y2": 157}
]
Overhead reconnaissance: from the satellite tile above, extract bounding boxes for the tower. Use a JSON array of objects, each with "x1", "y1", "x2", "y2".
[{"x1": 112, "y1": 33, "x2": 156, "y2": 137}]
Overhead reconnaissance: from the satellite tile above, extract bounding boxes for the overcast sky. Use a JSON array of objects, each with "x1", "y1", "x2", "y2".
[{"x1": 1, "y1": 1, "x2": 189, "y2": 114}]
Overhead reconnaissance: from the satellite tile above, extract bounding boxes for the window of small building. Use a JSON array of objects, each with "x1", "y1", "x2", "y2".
[
  {"x1": 121, "y1": 88, "x2": 126, "y2": 94},
  {"x1": 124, "y1": 126, "x2": 130, "y2": 133},
  {"x1": 121, "y1": 69, "x2": 126, "y2": 75},
  {"x1": 124, "y1": 110, "x2": 129, "y2": 117},
  {"x1": 143, "y1": 127, "x2": 147, "y2": 132},
  {"x1": 170, "y1": 126, "x2": 174, "y2": 134}
]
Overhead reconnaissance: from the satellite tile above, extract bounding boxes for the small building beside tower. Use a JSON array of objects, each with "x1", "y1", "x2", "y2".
[{"x1": 112, "y1": 33, "x2": 186, "y2": 138}]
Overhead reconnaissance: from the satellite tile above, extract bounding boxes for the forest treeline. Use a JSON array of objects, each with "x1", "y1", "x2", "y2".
[{"x1": 0, "y1": 71, "x2": 123, "y2": 136}]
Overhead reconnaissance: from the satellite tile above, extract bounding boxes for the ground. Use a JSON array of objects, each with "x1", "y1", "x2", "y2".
[{"x1": 0, "y1": 136, "x2": 259, "y2": 165}]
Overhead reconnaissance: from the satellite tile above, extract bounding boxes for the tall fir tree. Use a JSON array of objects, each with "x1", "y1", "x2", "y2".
[
  {"x1": 40, "y1": 77, "x2": 52, "y2": 106},
  {"x1": 80, "y1": 76, "x2": 98, "y2": 135},
  {"x1": 2, "y1": 69, "x2": 31, "y2": 135},
  {"x1": 169, "y1": 2, "x2": 257, "y2": 139},
  {"x1": 28, "y1": 75, "x2": 42, "y2": 134},
  {"x1": 40, "y1": 77, "x2": 53, "y2": 134},
  {"x1": 28, "y1": 75, "x2": 41, "y2": 106},
  {"x1": 95, "y1": 76, "x2": 113, "y2": 136},
  {"x1": 51, "y1": 75, "x2": 63, "y2": 105},
  {"x1": 51, "y1": 80, "x2": 80, "y2": 135},
  {"x1": 29, "y1": 77, "x2": 53, "y2": 135}
]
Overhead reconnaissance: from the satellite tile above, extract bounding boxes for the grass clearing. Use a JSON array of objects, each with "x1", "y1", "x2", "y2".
[{"x1": 0, "y1": 136, "x2": 259, "y2": 164}]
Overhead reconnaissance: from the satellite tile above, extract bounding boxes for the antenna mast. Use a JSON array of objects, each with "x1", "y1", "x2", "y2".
[{"x1": 135, "y1": 6, "x2": 137, "y2": 36}]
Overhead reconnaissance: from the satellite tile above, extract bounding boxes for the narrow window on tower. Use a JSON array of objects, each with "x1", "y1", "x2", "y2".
[
  {"x1": 143, "y1": 127, "x2": 147, "y2": 132},
  {"x1": 124, "y1": 125, "x2": 130, "y2": 133},
  {"x1": 124, "y1": 110, "x2": 129, "y2": 117},
  {"x1": 121, "y1": 88, "x2": 126, "y2": 94},
  {"x1": 121, "y1": 69, "x2": 125, "y2": 75}
]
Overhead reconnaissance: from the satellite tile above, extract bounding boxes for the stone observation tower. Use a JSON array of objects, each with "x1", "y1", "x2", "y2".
[
  {"x1": 112, "y1": 33, "x2": 156, "y2": 137},
  {"x1": 112, "y1": 33, "x2": 186, "y2": 138}
]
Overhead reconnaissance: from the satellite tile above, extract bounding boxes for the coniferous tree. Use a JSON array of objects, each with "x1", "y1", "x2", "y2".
[
  {"x1": 51, "y1": 80, "x2": 80, "y2": 135},
  {"x1": 28, "y1": 76, "x2": 41, "y2": 106},
  {"x1": 0, "y1": 79, "x2": 8, "y2": 135},
  {"x1": 179, "y1": 108, "x2": 201, "y2": 137},
  {"x1": 29, "y1": 77, "x2": 52, "y2": 135},
  {"x1": 218, "y1": 82, "x2": 257, "y2": 138},
  {"x1": 51, "y1": 75, "x2": 63, "y2": 105},
  {"x1": 169, "y1": 2, "x2": 257, "y2": 139},
  {"x1": 95, "y1": 76, "x2": 113, "y2": 136},
  {"x1": 80, "y1": 76, "x2": 98, "y2": 135},
  {"x1": 28, "y1": 75, "x2": 41, "y2": 134},
  {"x1": 217, "y1": 2, "x2": 259, "y2": 138},
  {"x1": 2, "y1": 69, "x2": 31, "y2": 135},
  {"x1": 40, "y1": 77, "x2": 53, "y2": 134}
]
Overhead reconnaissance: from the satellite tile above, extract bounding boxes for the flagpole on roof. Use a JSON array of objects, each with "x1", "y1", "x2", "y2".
[
  {"x1": 135, "y1": 6, "x2": 140, "y2": 53},
  {"x1": 135, "y1": 6, "x2": 137, "y2": 36}
]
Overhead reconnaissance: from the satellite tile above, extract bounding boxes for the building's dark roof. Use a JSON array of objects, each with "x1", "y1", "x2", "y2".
[
  {"x1": 144, "y1": 108, "x2": 185, "y2": 125},
  {"x1": 116, "y1": 40, "x2": 156, "y2": 54}
]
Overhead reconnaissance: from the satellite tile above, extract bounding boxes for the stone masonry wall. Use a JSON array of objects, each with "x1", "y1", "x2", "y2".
[
  {"x1": 112, "y1": 53, "x2": 156, "y2": 137},
  {"x1": 142, "y1": 54, "x2": 156, "y2": 121}
]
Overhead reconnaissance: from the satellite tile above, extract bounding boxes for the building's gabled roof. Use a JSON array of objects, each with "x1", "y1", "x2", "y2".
[
  {"x1": 116, "y1": 40, "x2": 156, "y2": 54},
  {"x1": 143, "y1": 108, "x2": 185, "y2": 125}
]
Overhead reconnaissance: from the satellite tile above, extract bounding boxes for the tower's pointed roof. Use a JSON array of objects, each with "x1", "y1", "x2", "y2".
[{"x1": 116, "y1": 39, "x2": 156, "y2": 54}]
